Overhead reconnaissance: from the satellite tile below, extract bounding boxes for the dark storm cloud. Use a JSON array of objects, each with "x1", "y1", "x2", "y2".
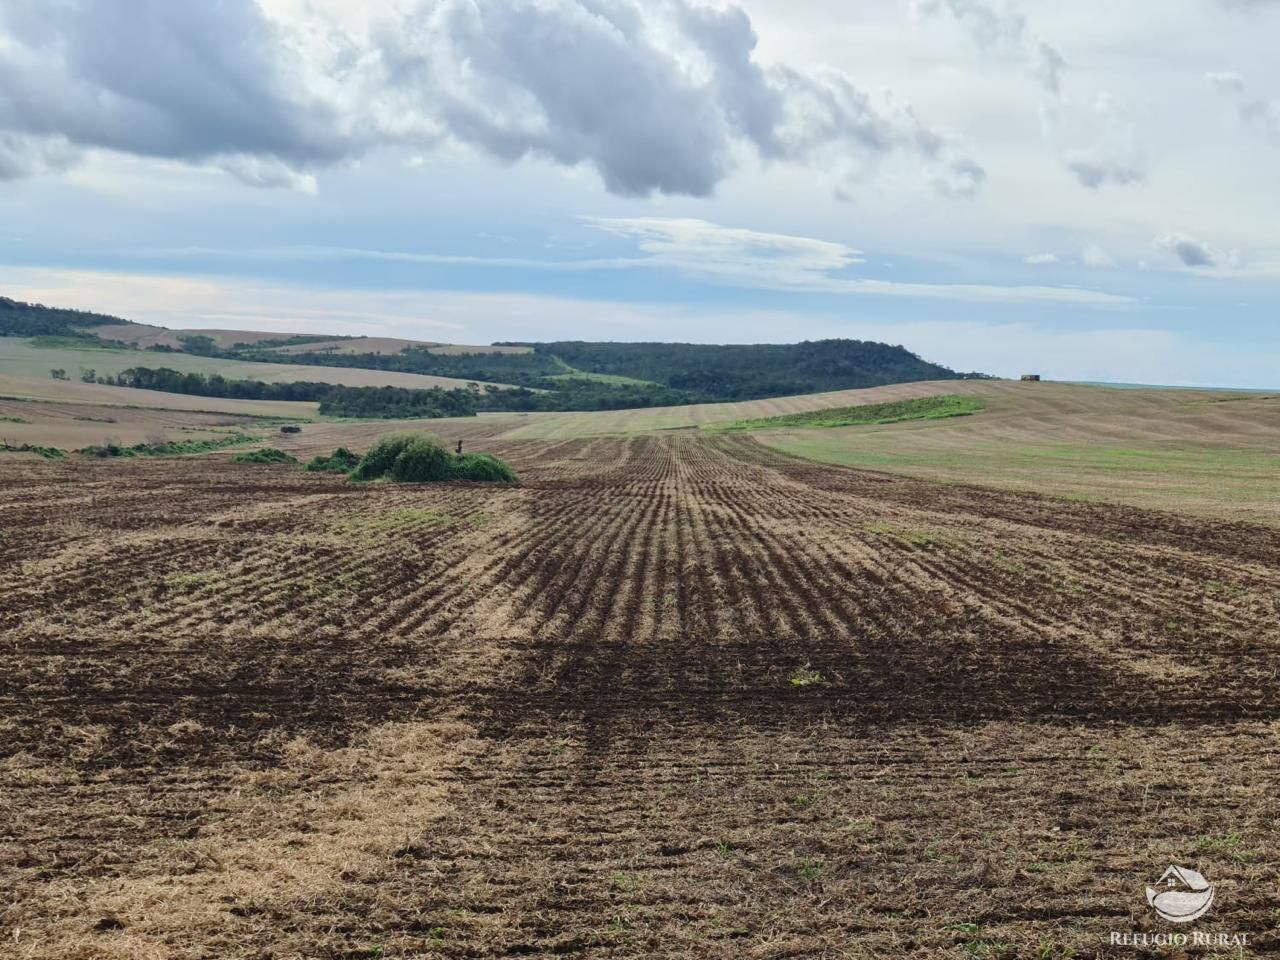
[
  {"x1": 0, "y1": 0, "x2": 360, "y2": 185},
  {"x1": 0, "y1": 0, "x2": 983, "y2": 198}
]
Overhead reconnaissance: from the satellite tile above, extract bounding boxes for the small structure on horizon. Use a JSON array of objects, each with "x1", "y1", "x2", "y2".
[{"x1": 1020, "y1": 374, "x2": 1042, "y2": 382}]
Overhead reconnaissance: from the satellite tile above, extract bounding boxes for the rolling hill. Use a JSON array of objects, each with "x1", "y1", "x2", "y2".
[{"x1": 3, "y1": 295, "x2": 988, "y2": 415}]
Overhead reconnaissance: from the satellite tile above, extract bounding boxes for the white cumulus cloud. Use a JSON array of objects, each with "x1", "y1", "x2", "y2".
[{"x1": 0, "y1": 0, "x2": 983, "y2": 199}]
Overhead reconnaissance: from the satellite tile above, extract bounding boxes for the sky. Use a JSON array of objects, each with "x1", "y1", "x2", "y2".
[{"x1": 2, "y1": 0, "x2": 1279, "y2": 386}]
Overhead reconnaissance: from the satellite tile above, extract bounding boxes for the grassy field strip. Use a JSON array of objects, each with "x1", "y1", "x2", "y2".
[
  {"x1": 762, "y1": 430, "x2": 1280, "y2": 523},
  {"x1": 712, "y1": 393, "x2": 983, "y2": 431}
]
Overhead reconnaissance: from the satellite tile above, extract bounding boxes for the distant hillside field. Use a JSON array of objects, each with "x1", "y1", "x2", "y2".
[
  {"x1": 3, "y1": 297, "x2": 983, "y2": 414},
  {"x1": 1, "y1": 297, "x2": 531, "y2": 359},
  {"x1": 0, "y1": 338, "x2": 518, "y2": 392},
  {"x1": 85, "y1": 324, "x2": 324, "y2": 351},
  {"x1": 265, "y1": 338, "x2": 533, "y2": 356}
]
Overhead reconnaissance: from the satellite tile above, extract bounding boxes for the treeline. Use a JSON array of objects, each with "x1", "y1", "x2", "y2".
[
  {"x1": 521, "y1": 340, "x2": 983, "y2": 401},
  {"x1": 0, "y1": 297, "x2": 134, "y2": 338},
  {"x1": 97, "y1": 366, "x2": 704, "y2": 418},
  {"x1": 228, "y1": 342, "x2": 562, "y2": 383},
  {"x1": 192, "y1": 337, "x2": 981, "y2": 407},
  {"x1": 102, "y1": 368, "x2": 480, "y2": 419},
  {"x1": 178, "y1": 333, "x2": 357, "y2": 356}
]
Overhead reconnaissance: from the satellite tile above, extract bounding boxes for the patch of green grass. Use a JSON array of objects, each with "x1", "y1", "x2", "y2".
[
  {"x1": 868, "y1": 523, "x2": 969, "y2": 550},
  {"x1": 0, "y1": 415, "x2": 29, "y2": 423},
  {"x1": 714, "y1": 394, "x2": 983, "y2": 432},
  {"x1": 964, "y1": 940, "x2": 1015, "y2": 959},
  {"x1": 924, "y1": 845, "x2": 959, "y2": 864},
  {"x1": 0, "y1": 441, "x2": 65, "y2": 459},
  {"x1": 1196, "y1": 832, "x2": 1245, "y2": 858},
  {"x1": 544, "y1": 357, "x2": 661, "y2": 388},
  {"x1": 79, "y1": 433, "x2": 257, "y2": 458},
  {"x1": 797, "y1": 858, "x2": 824, "y2": 882},
  {"x1": 297, "y1": 570, "x2": 368, "y2": 599},
  {"x1": 163, "y1": 571, "x2": 223, "y2": 594},
  {"x1": 789, "y1": 666, "x2": 824, "y2": 687},
  {"x1": 1205, "y1": 579, "x2": 1246, "y2": 599},
  {"x1": 1035, "y1": 942, "x2": 1076, "y2": 960},
  {"x1": 609, "y1": 872, "x2": 641, "y2": 892},
  {"x1": 28, "y1": 335, "x2": 129, "y2": 350},
  {"x1": 230, "y1": 447, "x2": 299, "y2": 465},
  {"x1": 545, "y1": 370, "x2": 661, "y2": 387},
  {"x1": 990, "y1": 553, "x2": 1025, "y2": 574}
]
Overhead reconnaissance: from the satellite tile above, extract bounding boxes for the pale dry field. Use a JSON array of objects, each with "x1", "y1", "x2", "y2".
[
  {"x1": 0, "y1": 396, "x2": 291, "y2": 449},
  {"x1": 3, "y1": 429, "x2": 1280, "y2": 958},
  {"x1": 86, "y1": 326, "x2": 312, "y2": 350},
  {"x1": 83, "y1": 326, "x2": 533, "y2": 357},
  {"x1": 265, "y1": 339, "x2": 533, "y2": 356},
  {"x1": 0, "y1": 339, "x2": 518, "y2": 391},
  {"x1": 0, "y1": 374, "x2": 317, "y2": 418}
]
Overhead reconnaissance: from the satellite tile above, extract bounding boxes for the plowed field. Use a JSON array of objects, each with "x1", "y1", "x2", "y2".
[{"x1": 3, "y1": 434, "x2": 1277, "y2": 958}]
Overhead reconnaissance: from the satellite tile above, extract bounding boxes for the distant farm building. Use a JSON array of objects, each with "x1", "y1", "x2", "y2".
[{"x1": 1020, "y1": 374, "x2": 1041, "y2": 382}]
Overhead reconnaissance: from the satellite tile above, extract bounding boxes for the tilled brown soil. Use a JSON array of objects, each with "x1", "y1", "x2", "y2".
[{"x1": 2, "y1": 436, "x2": 1278, "y2": 959}]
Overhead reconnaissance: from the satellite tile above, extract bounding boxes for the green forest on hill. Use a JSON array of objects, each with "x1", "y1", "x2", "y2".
[
  {"x1": 0, "y1": 297, "x2": 133, "y2": 337},
  {"x1": 213, "y1": 338, "x2": 978, "y2": 404}
]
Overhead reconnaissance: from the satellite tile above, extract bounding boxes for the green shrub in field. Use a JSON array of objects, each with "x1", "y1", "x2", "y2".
[
  {"x1": 389, "y1": 436, "x2": 455, "y2": 482},
  {"x1": 348, "y1": 433, "x2": 517, "y2": 484},
  {"x1": 453, "y1": 452, "x2": 518, "y2": 482},
  {"x1": 306, "y1": 447, "x2": 361, "y2": 473},
  {"x1": 231, "y1": 447, "x2": 298, "y2": 465},
  {"x1": 348, "y1": 432, "x2": 416, "y2": 482}
]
